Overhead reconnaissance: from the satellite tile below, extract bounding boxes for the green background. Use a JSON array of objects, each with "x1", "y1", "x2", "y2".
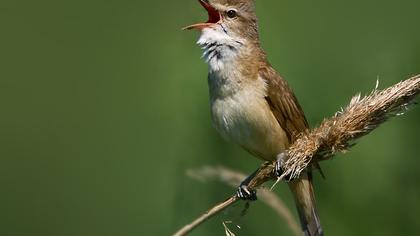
[{"x1": 1, "y1": 0, "x2": 419, "y2": 235}]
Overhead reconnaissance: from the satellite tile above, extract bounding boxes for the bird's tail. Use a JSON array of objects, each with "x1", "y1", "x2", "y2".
[{"x1": 288, "y1": 172, "x2": 323, "y2": 236}]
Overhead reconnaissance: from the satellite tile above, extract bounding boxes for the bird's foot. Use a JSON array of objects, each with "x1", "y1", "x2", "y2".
[
  {"x1": 236, "y1": 168, "x2": 259, "y2": 201},
  {"x1": 275, "y1": 153, "x2": 294, "y2": 181},
  {"x1": 236, "y1": 185, "x2": 257, "y2": 201}
]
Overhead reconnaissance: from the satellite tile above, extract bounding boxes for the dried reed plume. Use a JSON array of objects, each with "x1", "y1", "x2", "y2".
[
  {"x1": 174, "y1": 74, "x2": 420, "y2": 236},
  {"x1": 281, "y1": 75, "x2": 420, "y2": 179}
]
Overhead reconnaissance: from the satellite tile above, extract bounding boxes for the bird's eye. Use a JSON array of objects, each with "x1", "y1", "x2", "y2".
[{"x1": 226, "y1": 10, "x2": 237, "y2": 18}]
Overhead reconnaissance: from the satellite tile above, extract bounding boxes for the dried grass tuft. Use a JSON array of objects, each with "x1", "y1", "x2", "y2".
[{"x1": 281, "y1": 75, "x2": 420, "y2": 179}]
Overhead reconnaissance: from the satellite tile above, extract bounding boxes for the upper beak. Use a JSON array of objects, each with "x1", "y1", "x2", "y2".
[{"x1": 183, "y1": 0, "x2": 221, "y2": 30}]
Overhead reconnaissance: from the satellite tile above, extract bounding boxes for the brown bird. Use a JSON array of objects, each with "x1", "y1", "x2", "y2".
[{"x1": 184, "y1": 0, "x2": 323, "y2": 235}]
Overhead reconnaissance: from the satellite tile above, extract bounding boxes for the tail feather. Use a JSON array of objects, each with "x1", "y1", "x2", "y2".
[{"x1": 288, "y1": 172, "x2": 323, "y2": 236}]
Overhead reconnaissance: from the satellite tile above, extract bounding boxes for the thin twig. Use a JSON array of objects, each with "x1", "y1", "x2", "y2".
[
  {"x1": 186, "y1": 166, "x2": 301, "y2": 236},
  {"x1": 173, "y1": 74, "x2": 420, "y2": 236},
  {"x1": 174, "y1": 196, "x2": 239, "y2": 236},
  {"x1": 174, "y1": 163, "x2": 273, "y2": 236}
]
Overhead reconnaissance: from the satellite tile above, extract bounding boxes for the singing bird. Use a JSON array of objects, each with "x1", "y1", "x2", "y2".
[{"x1": 184, "y1": 0, "x2": 323, "y2": 235}]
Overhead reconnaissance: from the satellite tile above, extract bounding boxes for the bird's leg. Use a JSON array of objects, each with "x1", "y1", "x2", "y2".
[
  {"x1": 275, "y1": 152, "x2": 294, "y2": 181},
  {"x1": 236, "y1": 168, "x2": 258, "y2": 201}
]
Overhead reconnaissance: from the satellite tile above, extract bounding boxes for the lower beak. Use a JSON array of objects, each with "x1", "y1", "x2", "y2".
[{"x1": 182, "y1": 23, "x2": 213, "y2": 31}]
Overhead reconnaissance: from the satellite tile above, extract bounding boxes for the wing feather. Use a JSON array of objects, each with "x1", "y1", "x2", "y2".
[{"x1": 260, "y1": 66, "x2": 309, "y2": 143}]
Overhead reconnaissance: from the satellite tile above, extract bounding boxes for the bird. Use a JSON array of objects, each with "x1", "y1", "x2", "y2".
[{"x1": 184, "y1": 0, "x2": 323, "y2": 235}]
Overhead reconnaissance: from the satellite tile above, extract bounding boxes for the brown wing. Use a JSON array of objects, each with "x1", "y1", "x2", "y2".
[{"x1": 260, "y1": 66, "x2": 309, "y2": 143}]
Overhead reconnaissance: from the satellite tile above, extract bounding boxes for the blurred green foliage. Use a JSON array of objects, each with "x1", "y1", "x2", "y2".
[{"x1": 0, "y1": 0, "x2": 419, "y2": 235}]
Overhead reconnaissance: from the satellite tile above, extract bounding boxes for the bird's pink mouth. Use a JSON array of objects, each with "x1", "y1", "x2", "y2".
[{"x1": 183, "y1": 0, "x2": 221, "y2": 30}]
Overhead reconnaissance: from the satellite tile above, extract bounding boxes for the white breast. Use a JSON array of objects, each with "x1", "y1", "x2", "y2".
[
  {"x1": 198, "y1": 26, "x2": 289, "y2": 160},
  {"x1": 209, "y1": 75, "x2": 289, "y2": 161}
]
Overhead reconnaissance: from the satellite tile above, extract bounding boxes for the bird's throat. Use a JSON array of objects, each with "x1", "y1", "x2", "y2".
[{"x1": 197, "y1": 27, "x2": 245, "y2": 72}]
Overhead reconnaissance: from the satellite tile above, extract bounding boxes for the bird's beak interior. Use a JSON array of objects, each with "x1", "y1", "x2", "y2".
[{"x1": 183, "y1": 0, "x2": 221, "y2": 30}]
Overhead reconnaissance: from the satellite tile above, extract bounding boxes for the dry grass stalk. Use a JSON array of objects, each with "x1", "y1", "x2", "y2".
[
  {"x1": 281, "y1": 74, "x2": 420, "y2": 179},
  {"x1": 186, "y1": 166, "x2": 301, "y2": 236},
  {"x1": 173, "y1": 74, "x2": 420, "y2": 236}
]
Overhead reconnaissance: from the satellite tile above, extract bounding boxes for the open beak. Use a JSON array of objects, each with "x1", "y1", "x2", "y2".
[{"x1": 183, "y1": 0, "x2": 221, "y2": 30}]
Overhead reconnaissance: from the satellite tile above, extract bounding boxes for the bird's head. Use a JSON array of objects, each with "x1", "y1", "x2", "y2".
[{"x1": 184, "y1": 0, "x2": 259, "y2": 46}]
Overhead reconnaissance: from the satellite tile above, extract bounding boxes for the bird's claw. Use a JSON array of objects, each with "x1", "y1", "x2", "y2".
[
  {"x1": 275, "y1": 153, "x2": 294, "y2": 181},
  {"x1": 236, "y1": 185, "x2": 257, "y2": 201}
]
